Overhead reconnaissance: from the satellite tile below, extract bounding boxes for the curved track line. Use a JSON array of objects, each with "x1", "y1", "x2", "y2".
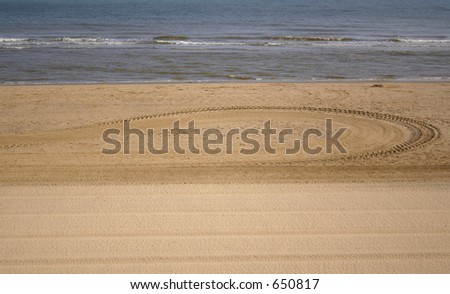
[{"x1": 0, "y1": 106, "x2": 440, "y2": 165}]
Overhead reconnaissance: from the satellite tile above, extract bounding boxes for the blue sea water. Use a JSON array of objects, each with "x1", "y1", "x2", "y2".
[{"x1": 0, "y1": 0, "x2": 449, "y2": 83}]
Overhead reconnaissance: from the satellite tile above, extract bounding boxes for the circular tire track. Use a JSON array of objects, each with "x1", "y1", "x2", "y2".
[{"x1": 0, "y1": 106, "x2": 440, "y2": 165}]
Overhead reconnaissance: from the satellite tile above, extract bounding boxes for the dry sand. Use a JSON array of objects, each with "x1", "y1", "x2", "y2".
[{"x1": 0, "y1": 82, "x2": 449, "y2": 273}]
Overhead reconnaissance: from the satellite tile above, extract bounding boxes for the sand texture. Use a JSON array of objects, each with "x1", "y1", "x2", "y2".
[{"x1": 0, "y1": 82, "x2": 449, "y2": 273}]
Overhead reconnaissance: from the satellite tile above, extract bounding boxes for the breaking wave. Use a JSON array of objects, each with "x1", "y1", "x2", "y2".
[
  {"x1": 1, "y1": 36, "x2": 449, "y2": 49},
  {"x1": 268, "y1": 36, "x2": 356, "y2": 42}
]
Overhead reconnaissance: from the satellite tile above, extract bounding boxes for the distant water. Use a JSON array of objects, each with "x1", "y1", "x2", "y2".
[{"x1": 1, "y1": 0, "x2": 449, "y2": 83}]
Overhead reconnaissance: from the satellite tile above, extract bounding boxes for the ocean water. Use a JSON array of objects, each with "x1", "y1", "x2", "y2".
[{"x1": 1, "y1": 0, "x2": 449, "y2": 83}]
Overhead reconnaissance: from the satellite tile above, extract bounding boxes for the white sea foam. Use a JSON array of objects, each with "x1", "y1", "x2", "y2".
[
  {"x1": 394, "y1": 38, "x2": 450, "y2": 43},
  {"x1": 0, "y1": 38, "x2": 30, "y2": 42},
  {"x1": 154, "y1": 40, "x2": 246, "y2": 46},
  {"x1": 0, "y1": 37, "x2": 140, "y2": 48},
  {"x1": 1, "y1": 36, "x2": 449, "y2": 49}
]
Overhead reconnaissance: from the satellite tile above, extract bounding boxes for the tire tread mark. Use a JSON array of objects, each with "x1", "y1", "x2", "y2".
[{"x1": 0, "y1": 106, "x2": 440, "y2": 166}]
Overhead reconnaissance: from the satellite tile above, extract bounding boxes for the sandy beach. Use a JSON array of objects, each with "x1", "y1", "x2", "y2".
[{"x1": 0, "y1": 82, "x2": 449, "y2": 273}]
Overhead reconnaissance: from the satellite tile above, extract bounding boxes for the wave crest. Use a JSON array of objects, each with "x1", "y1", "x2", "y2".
[{"x1": 269, "y1": 36, "x2": 355, "y2": 42}]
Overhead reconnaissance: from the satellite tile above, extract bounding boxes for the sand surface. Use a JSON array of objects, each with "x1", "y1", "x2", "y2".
[{"x1": 0, "y1": 82, "x2": 449, "y2": 273}]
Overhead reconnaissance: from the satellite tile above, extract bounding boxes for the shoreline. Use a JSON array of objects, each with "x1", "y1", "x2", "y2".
[{"x1": 2, "y1": 79, "x2": 450, "y2": 87}]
